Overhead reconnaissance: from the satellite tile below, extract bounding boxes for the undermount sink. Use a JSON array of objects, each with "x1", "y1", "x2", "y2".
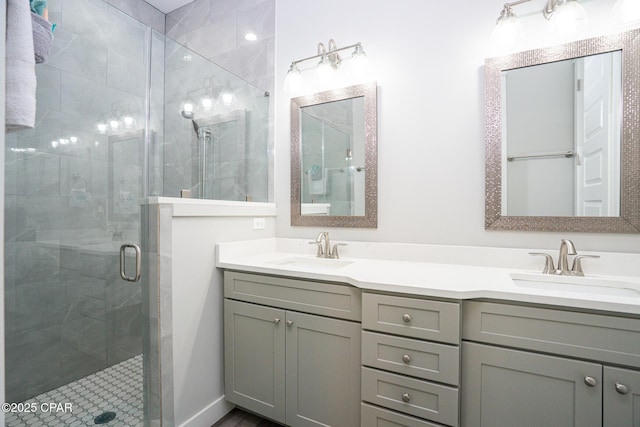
[
  {"x1": 510, "y1": 272, "x2": 640, "y2": 297},
  {"x1": 270, "y1": 256, "x2": 353, "y2": 270}
]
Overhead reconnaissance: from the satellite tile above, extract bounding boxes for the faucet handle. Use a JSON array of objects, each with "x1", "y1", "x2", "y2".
[
  {"x1": 309, "y1": 241, "x2": 323, "y2": 257},
  {"x1": 331, "y1": 243, "x2": 348, "y2": 259},
  {"x1": 571, "y1": 255, "x2": 600, "y2": 276},
  {"x1": 529, "y1": 252, "x2": 556, "y2": 274}
]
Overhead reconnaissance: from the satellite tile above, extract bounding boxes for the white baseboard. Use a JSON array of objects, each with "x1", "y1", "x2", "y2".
[{"x1": 178, "y1": 396, "x2": 234, "y2": 427}]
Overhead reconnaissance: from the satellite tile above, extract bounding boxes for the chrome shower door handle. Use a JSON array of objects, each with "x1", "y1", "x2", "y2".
[{"x1": 120, "y1": 243, "x2": 142, "y2": 283}]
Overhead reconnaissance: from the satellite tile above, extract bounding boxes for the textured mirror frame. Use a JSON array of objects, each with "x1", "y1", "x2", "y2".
[
  {"x1": 485, "y1": 29, "x2": 640, "y2": 233},
  {"x1": 291, "y1": 82, "x2": 378, "y2": 227}
]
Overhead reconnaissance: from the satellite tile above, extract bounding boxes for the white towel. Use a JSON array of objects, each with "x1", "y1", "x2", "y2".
[
  {"x1": 6, "y1": 0, "x2": 37, "y2": 132},
  {"x1": 308, "y1": 168, "x2": 328, "y2": 195}
]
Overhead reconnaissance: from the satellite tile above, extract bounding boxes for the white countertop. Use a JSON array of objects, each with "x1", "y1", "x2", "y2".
[{"x1": 216, "y1": 238, "x2": 640, "y2": 315}]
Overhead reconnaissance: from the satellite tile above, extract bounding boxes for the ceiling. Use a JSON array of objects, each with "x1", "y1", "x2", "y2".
[{"x1": 145, "y1": 0, "x2": 193, "y2": 13}]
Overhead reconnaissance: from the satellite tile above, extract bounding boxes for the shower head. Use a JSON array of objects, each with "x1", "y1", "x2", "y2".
[{"x1": 191, "y1": 119, "x2": 199, "y2": 133}]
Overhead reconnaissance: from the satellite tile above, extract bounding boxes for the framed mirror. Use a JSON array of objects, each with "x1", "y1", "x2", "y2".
[
  {"x1": 485, "y1": 29, "x2": 640, "y2": 233},
  {"x1": 291, "y1": 82, "x2": 377, "y2": 227}
]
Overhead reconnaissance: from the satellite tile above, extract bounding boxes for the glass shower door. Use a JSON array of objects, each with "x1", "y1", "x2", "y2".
[{"x1": 4, "y1": 2, "x2": 152, "y2": 426}]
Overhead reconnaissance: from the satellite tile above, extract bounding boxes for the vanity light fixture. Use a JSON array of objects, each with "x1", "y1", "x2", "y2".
[
  {"x1": 492, "y1": 0, "x2": 588, "y2": 47},
  {"x1": 180, "y1": 79, "x2": 236, "y2": 119},
  {"x1": 283, "y1": 39, "x2": 368, "y2": 94},
  {"x1": 95, "y1": 103, "x2": 139, "y2": 135}
]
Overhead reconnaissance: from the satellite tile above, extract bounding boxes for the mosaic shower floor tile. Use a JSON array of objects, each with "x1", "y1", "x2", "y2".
[{"x1": 5, "y1": 355, "x2": 143, "y2": 426}]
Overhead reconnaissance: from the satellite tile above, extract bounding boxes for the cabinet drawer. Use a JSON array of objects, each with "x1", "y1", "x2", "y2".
[
  {"x1": 362, "y1": 331, "x2": 459, "y2": 385},
  {"x1": 224, "y1": 271, "x2": 361, "y2": 321},
  {"x1": 463, "y1": 301, "x2": 640, "y2": 368},
  {"x1": 362, "y1": 293, "x2": 460, "y2": 344},
  {"x1": 362, "y1": 367, "x2": 459, "y2": 426},
  {"x1": 361, "y1": 403, "x2": 443, "y2": 427}
]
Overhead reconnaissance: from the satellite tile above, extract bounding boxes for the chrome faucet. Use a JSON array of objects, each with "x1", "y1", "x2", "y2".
[
  {"x1": 308, "y1": 232, "x2": 347, "y2": 259},
  {"x1": 556, "y1": 239, "x2": 577, "y2": 274},
  {"x1": 309, "y1": 231, "x2": 329, "y2": 257},
  {"x1": 529, "y1": 239, "x2": 599, "y2": 276},
  {"x1": 318, "y1": 231, "x2": 331, "y2": 258}
]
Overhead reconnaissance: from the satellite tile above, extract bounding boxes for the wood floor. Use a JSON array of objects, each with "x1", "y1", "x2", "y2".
[{"x1": 212, "y1": 408, "x2": 283, "y2": 427}]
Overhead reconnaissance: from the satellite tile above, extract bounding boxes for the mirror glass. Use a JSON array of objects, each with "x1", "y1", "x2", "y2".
[
  {"x1": 300, "y1": 97, "x2": 365, "y2": 216},
  {"x1": 485, "y1": 30, "x2": 640, "y2": 233},
  {"x1": 502, "y1": 51, "x2": 621, "y2": 217},
  {"x1": 291, "y1": 83, "x2": 377, "y2": 227}
]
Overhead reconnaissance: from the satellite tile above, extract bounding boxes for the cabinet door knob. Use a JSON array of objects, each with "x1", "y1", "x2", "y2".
[
  {"x1": 584, "y1": 376, "x2": 597, "y2": 387},
  {"x1": 286, "y1": 320, "x2": 294, "y2": 327},
  {"x1": 401, "y1": 393, "x2": 411, "y2": 403},
  {"x1": 273, "y1": 318, "x2": 280, "y2": 324},
  {"x1": 402, "y1": 354, "x2": 412, "y2": 364},
  {"x1": 615, "y1": 383, "x2": 629, "y2": 395},
  {"x1": 402, "y1": 314, "x2": 412, "y2": 323}
]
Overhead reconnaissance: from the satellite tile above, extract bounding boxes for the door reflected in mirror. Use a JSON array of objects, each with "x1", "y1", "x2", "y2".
[{"x1": 502, "y1": 51, "x2": 622, "y2": 217}]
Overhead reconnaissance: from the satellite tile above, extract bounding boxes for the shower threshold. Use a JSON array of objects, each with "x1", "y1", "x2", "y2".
[{"x1": 5, "y1": 354, "x2": 143, "y2": 427}]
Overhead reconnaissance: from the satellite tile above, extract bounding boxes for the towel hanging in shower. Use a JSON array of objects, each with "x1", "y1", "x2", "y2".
[
  {"x1": 5, "y1": 0, "x2": 37, "y2": 132},
  {"x1": 32, "y1": 12, "x2": 54, "y2": 63}
]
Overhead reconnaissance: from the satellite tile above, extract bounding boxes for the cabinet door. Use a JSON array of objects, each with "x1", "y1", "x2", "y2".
[
  {"x1": 285, "y1": 311, "x2": 361, "y2": 427},
  {"x1": 224, "y1": 299, "x2": 285, "y2": 423},
  {"x1": 462, "y1": 342, "x2": 602, "y2": 427},
  {"x1": 604, "y1": 366, "x2": 640, "y2": 427}
]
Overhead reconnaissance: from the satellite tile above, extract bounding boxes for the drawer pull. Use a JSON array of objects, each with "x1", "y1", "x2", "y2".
[
  {"x1": 273, "y1": 318, "x2": 281, "y2": 324},
  {"x1": 584, "y1": 376, "x2": 597, "y2": 387},
  {"x1": 401, "y1": 393, "x2": 411, "y2": 403},
  {"x1": 402, "y1": 314, "x2": 412, "y2": 323},
  {"x1": 615, "y1": 383, "x2": 629, "y2": 395},
  {"x1": 402, "y1": 354, "x2": 412, "y2": 364},
  {"x1": 286, "y1": 320, "x2": 294, "y2": 327}
]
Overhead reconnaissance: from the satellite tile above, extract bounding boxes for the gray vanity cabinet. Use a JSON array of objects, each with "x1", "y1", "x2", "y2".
[
  {"x1": 461, "y1": 301, "x2": 640, "y2": 427},
  {"x1": 224, "y1": 299, "x2": 286, "y2": 422},
  {"x1": 285, "y1": 311, "x2": 361, "y2": 427},
  {"x1": 223, "y1": 271, "x2": 362, "y2": 427},
  {"x1": 603, "y1": 366, "x2": 640, "y2": 427},
  {"x1": 461, "y1": 341, "x2": 601, "y2": 427},
  {"x1": 360, "y1": 293, "x2": 461, "y2": 427}
]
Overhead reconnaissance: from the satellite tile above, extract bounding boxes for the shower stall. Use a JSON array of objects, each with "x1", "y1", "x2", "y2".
[{"x1": 4, "y1": 1, "x2": 270, "y2": 425}]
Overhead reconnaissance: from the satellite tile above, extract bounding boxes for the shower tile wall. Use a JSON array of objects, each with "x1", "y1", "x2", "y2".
[
  {"x1": 165, "y1": 0, "x2": 275, "y2": 202},
  {"x1": 4, "y1": 0, "x2": 159, "y2": 403},
  {"x1": 165, "y1": 0, "x2": 274, "y2": 91},
  {"x1": 160, "y1": 39, "x2": 270, "y2": 201}
]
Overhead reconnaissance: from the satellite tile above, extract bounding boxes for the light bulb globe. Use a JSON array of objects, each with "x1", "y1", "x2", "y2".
[
  {"x1": 550, "y1": 0, "x2": 588, "y2": 37},
  {"x1": 491, "y1": 15, "x2": 524, "y2": 50},
  {"x1": 350, "y1": 48, "x2": 369, "y2": 80},
  {"x1": 283, "y1": 65, "x2": 303, "y2": 94},
  {"x1": 314, "y1": 57, "x2": 335, "y2": 90},
  {"x1": 199, "y1": 96, "x2": 214, "y2": 112}
]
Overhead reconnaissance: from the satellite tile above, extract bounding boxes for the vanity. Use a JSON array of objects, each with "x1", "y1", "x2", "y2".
[
  {"x1": 242, "y1": 23, "x2": 640, "y2": 427},
  {"x1": 217, "y1": 238, "x2": 640, "y2": 427}
]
